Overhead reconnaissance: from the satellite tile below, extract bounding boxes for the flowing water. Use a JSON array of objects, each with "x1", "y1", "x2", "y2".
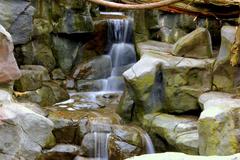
[{"x1": 105, "y1": 19, "x2": 136, "y2": 91}]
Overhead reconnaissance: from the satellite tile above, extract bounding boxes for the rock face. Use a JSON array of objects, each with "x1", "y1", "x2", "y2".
[
  {"x1": 0, "y1": 0, "x2": 34, "y2": 45},
  {"x1": 0, "y1": 24, "x2": 21, "y2": 83},
  {"x1": 143, "y1": 113, "x2": 199, "y2": 155},
  {"x1": 126, "y1": 152, "x2": 240, "y2": 160},
  {"x1": 0, "y1": 89, "x2": 54, "y2": 160},
  {"x1": 123, "y1": 51, "x2": 213, "y2": 117},
  {"x1": 173, "y1": 28, "x2": 213, "y2": 59},
  {"x1": 213, "y1": 26, "x2": 238, "y2": 92},
  {"x1": 198, "y1": 92, "x2": 240, "y2": 155}
]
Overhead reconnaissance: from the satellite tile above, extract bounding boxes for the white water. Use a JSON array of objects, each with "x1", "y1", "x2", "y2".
[
  {"x1": 94, "y1": 132, "x2": 111, "y2": 160},
  {"x1": 142, "y1": 132, "x2": 155, "y2": 154},
  {"x1": 104, "y1": 19, "x2": 136, "y2": 91}
]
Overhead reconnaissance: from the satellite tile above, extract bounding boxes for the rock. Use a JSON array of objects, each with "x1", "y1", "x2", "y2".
[
  {"x1": 143, "y1": 113, "x2": 199, "y2": 155},
  {"x1": 117, "y1": 89, "x2": 135, "y2": 121},
  {"x1": 52, "y1": 1, "x2": 93, "y2": 34},
  {"x1": 39, "y1": 144, "x2": 81, "y2": 160},
  {"x1": 73, "y1": 55, "x2": 112, "y2": 80},
  {"x1": 0, "y1": 94, "x2": 54, "y2": 160},
  {"x1": 108, "y1": 139, "x2": 141, "y2": 160},
  {"x1": 106, "y1": 76, "x2": 125, "y2": 91},
  {"x1": 52, "y1": 35, "x2": 81, "y2": 74},
  {"x1": 173, "y1": 28, "x2": 213, "y2": 59},
  {"x1": 198, "y1": 91, "x2": 233, "y2": 109},
  {"x1": 20, "y1": 38, "x2": 56, "y2": 71},
  {"x1": 14, "y1": 69, "x2": 43, "y2": 92},
  {"x1": 51, "y1": 68, "x2": 66, "y2": 80},
  {"x1": 14, "y1": 65, "x2": 50, "y2": 92},
  {"x1": 126, "y1": 152, "x2": 240, "y2": 160},
  {"x1": 15, "y1": 81, "x2": 69, "y2": 106},
  {"x1": 198, "y1": 93, "x2": 240, "y2": 155},
  {"x1": 9, "y1": 6, "x2": 35, "y2": 44},
  {"x1": 0, "y1": 24, "x2": 21, "y2": 83},
  {"x1": 0, "y1": 1, "x2": 35, "y2": 44},
  {"x1": 111, "y1": 63, "x2": 134, "y2": 76},
  {"x1": 74, "y1": 156, "x2": 97, "y2": 160},
  {"x1": 213, "y1": 26, "x2": 238, "y2": 92},
  {"x1": 123, "y1": 52, "x2": 213, "y2": 116},
  {"x1": 136, "y1": 40, "x2": 173, "y2": 57},
  {"x1": 33, "y1": 18, "x2": 53, "y2": 37},
  {"x1": 76, "y1": 79, "x2": 108, "y2": 92},
  {"x1": 133, "y1": 10, "x2": 149, "y2": 43}
]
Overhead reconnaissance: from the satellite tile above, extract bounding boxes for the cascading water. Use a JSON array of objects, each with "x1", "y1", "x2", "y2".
[{"x1": 104, "y1": 19, "x2": 137, "y2": 91}]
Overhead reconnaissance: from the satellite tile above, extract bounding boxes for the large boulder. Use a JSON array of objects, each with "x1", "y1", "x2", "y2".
[
  {"x1": 52, "y1": 35, "x2": 81, "y2": 74},
  {"x1": 20, "y1": 38, "x2": 56, "y2": 71},
  {"x1": 0, "y1": 24, "x2": 21, "y2": 83},
  {"x1": 51, "y1": 0, "x2": 93, "y2": 34},
  {"x1": 198, "y1": 92, "x2": 240, "y2": 155},
  {"x1": 0, "y1": 89, "x2": 54, "y2": 160},
  {"x1": 126, "y1": 152, "x2": 240, "y2": 160},
  {"x1": 123, "y1": 52, "x2": 213, "y2": 116},
  {"x1": 173, "y1": 27, "x2": 213, "y2": 59},
  {"x1": 0, "y1": 0, "x2": 34, "y2": 44},
  {"x1": 213, "y1": 26, "x2": 239, "y2": 92},
  {"x1": 143, "y1": 113, "x2": 199, "y2": 155}
]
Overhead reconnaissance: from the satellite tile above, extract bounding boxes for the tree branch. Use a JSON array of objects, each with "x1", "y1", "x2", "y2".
[{"x1": 87, "y1": 0, "x2": 183, "y2": 9}]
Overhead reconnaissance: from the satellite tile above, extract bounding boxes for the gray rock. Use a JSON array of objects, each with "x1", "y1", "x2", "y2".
[
  {"x1": 51, "y1": 68, "x2": 66, "y2": 80},
  {"x1": 73, "y1": 55, "x2": 112, "y2": 80},
  {"x1": 173, "y1": 28, "x2": 213, "y2": 59},
  {"x1": 198, "y1": 92, "x2": 240, "y2": 155},
  {"x1": 39, "y1": 144, "x2": 81, "y2": 160},
  {"x1": 0, "y1": 93, "x2": 54, "y2": 160},
  {"x1": 143, "y1": 113, "x2": 198, "y2": 155},
  {"x1": 52, "y1": 36, "x2": 80, "y2": 74},
  {"x1": 9, "y1": 6, "x2": 35, "y2": 44},
  {"x1": 213, "y1": 26, "x2": 238, "y2": 92},
  {"x1": 123, "y1": 52, "x2": 213, "y2": 115},
  {"x1": 20, "y1": 65, "x2": 50, "y2": 81}
]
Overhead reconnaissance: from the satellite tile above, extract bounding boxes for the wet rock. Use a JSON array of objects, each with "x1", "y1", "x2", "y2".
[
  {"x1": 173, "y1": 28, "x2": 213, "y2": 59},
  {"x1": 52, "y1": 35, "x2": 80, "y2": 74},
  {"x1": 133, "y1": 10, "x2": 149, "y2": 43},
  {"x1": 117, "y1": 89, "x2": 135, "y2": 121},
  {"x1": 108, "y1": 138, "x2": 141, "y2": 160},
  {"x1": 0, "y1": 24, "x2": 21, "y2": 83},
  {"x1": 76, "y1": 79, "x2": 107, "y2": 92},
  {"x1": 0, "y1": 91, "x2": 54, "y2": 160},
  {"x1": 213, "y1": 26, "x2": 238, "y2": 92},
  {"x1": 39, "y1": 144, "x2": 81, "y2": 160},
  {"x1": 51, "y1": 68, "x2": 66, "y2": 80},
  {"x1": 126, "y1": 152, "x2": 240, "y2": 160},
  {"x1": 123, "y1": 52, "x2": 213, "y2": 115},
  {"x1": 73, "y1": 55, "x2": 112, "y2": 80},
  {"x1": 15, "y1": 81, "x2": 69, "y2": 106},
  {"x1": 111, "y1": 64, "x2": 134, "y2": 76},
  {"x1": 198, "y1": 92, "x2": 240, "y2": 155},
  {"x1": 143, "y1": 113, "x2": 198, "y2": 155},
  {"x1": 106, "y1": 76, "x2": 125, "y2": 91}
]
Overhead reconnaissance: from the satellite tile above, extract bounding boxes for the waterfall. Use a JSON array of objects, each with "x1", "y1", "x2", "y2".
[
  {"x1": 105, "y1": 19, "x2": 136, "y2": 91},
  {"x1": 142, "y1": 132, "x2": 155, "y2": 154},
  {"x1": 94, "y1": 132, "x2": 111, "y2": 160}
]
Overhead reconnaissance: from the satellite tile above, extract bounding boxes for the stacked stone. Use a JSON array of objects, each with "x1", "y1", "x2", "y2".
[{"x1": 119, "y1": 19, "x2": 239, "y2": 156}]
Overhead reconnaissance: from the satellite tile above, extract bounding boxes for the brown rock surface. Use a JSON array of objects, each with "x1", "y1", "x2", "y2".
[{"x1": 0, "y1": 25, "x2": 21, "y2": 83}]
